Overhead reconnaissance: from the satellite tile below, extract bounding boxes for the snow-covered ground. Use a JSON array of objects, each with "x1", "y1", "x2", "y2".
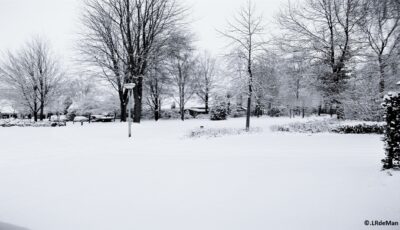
[{"x1": 0, "y1": 117, "x2": 399, "y2": 230}]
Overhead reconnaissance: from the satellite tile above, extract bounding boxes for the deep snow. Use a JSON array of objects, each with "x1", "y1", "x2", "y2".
[{"x1": 0, "y1": 117, "x2": 399, "y2": 230}]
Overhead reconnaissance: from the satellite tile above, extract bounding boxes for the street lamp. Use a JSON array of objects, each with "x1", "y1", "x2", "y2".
[{"x1": 124, "y1": 83, "x2": 136, "y2": 138}]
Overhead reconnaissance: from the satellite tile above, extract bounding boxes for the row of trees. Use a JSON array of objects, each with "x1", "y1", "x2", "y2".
[
  {"x1": 220, "y1": 0, "x2": 400, "y2": 125},
  {"x1": 79, "y1": 0, "x2": 188, "y2": 122},
  {"x1": 276, "y1": 0, "x2": 400, "y2": 120},
  {"x1": 1, "y1": 0, "x2": 399, "y2": 130},
  {"x1": 79, "y1": 0, "x2": 223, "y2": 122},
  {"x1": 216, "y1": 0, "x2": 400, "y2": 129}
]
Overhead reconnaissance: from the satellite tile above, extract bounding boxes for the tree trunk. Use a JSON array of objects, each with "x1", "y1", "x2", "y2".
[
  {"x1": 33, "y1": 112, "x2": 38, "y2": 122},
  {"x1": 246, "y1": 58, "x2": 252, "y2": 131},
  {"x1": 205, "y1": 92, "x2": 209, "y2": 113},
  {"x1": 133, "y1": 78, "x2": 143, "y2": 123},
  {"x1": 180, "y1": 106, "x2": 184, "y2": 121},
  {"x1": 246, "y1": 95, "x2": 251, "y2": 130},
  {"x1": 318, "y1": 105, "x2": 322, "y2": 116},
  {"x1": 39, "y1": 98, "x2": 44, "y2": 121},
  {"x1": 378, "y1": 56, "x2": 385, "y2": 96},
  {"x1": 180, "y1": 89, "x2": 185, "y2": 121},
  {"x1": 33, "y1": 100, "x2": 38, "y2": 122},
  {"x1": 154, "y1": 96, "x2": 160, "y2": 121},
  {"x1": 245, "y1": 80, "x2": 252, "y2": 131}
]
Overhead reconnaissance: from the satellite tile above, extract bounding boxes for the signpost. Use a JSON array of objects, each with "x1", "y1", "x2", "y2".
[{"x1": 124, "y1": 83, "x2": 136, "y2": 138}]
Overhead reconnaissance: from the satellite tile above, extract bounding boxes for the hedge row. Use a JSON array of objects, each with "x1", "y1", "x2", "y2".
[{"x1": 332, "y1": 124, "x2": 384, "y2": 134}]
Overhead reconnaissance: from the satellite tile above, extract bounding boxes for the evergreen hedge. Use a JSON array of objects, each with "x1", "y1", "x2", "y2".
[
  {"x1": 332, "y1": 124, "x2": 384, "y2": 134},
  {"x1": 382, "y1": 92, "x2": 400, "y2": 169}
]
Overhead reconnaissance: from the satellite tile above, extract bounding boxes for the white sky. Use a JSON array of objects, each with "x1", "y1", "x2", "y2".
[{"x1": 0, "y1": 0, "x2": 286, "y2": 67}]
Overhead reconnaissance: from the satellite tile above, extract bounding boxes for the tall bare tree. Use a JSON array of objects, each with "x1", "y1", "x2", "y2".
[
  {"x1": 0, "y1": 38, "x2": 63, "y2": 121},
  {"x1": 359, "y1": 0, "x2": 400, "y2": 96},
  {"x1": 145, "y1": 55, "x2": 171, "y2": 121},
  {"x1": 80, "y1": 0, "x2": 186, "y2": 123},
  {"x1": 194, "y1": 51, "x2": 217, "y2": 113},
  {"x1": 166, "y1": 30, "x2": 196, "y2": 121},
  {"x1": 80, "y1": 0, "x2": 129, "y2": 121},
  {"x1": 252, "y1": 51, "x2": 280, "y2": 117},
  {"x1": 219, "y1": 0, "x2": 265, "y2": 131}
]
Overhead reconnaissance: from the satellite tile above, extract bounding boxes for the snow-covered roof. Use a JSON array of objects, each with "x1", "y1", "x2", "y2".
[
  {"x1": 186, "y1": 108, "x2": 206, "y2": 112},
  {"x1": 0, "y1": 100, "x2": 17, "y2": 114}
]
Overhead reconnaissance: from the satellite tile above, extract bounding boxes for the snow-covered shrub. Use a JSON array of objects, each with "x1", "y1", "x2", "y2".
[
  {"x1": 188, "y1": 127, "x2": 262, "y2": 138},
  {"x1": 267, "y1": 106, "x2": 287, "y2": 117},
  {"x1": 382, "y1": 92, "x2": 400, "y2": 169},
  {"x1": 140, "y1": 109, "x2": 154, "y2": 120},
  {"x1": 332, "y1": 124, "x2": 384, "y2": 134},
  {"x1": 228, "y1": 105, "x2": 246, "y2": 118},
  {"x1": 160, "y1": 110, "x2": 180, "y2": 119},
  {"x1": 271, "y1": 118, "x2": 385, "y2": 134},
  {"x1": 270, "y1": 119, "x2": 336, "y2": 133},
  {"x1": 210, "y1": 103, "x2": 228, "y2": 120},
  {"x1": 230, "y1": 110, "x2": 246, "y2": 118},
  {"x1": 0, "y1": 119, "x2": 66, "y2": 127},
  {"x1": 160, "y1": 109, "x2": 192, "y2": 120}
]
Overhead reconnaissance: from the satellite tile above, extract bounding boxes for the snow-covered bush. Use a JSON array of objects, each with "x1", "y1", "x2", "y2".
[
  {"x1": 332, "y1": 124, "x2": 384, "y2": 134},
  {"x1": 160, "y1": 109, "x2": 192, "y2": 120},
  {"x1": 270, "y1": 119, "x2": 336, "y2": 133},
  {"x1": 210, "y1": 103, "x2": 228, "y2": 120},
  {"x1": 267, "y1": 106, "x2": 288, "y2": 117},
  {"x1": 227, "y1": 104, "x2": 246, "y2": 118},
  {"x1": 188, "y1": 127, "x2": 262, "y2": 138},
  {"x1": 0, "y1": 119, "x2": 66, "y2": 127},
  {"x1": 382, "y1": 92, "x2": 400, "y2": 169},
  {"x1": 230, "y1": 110, "x2": 246, "y2": 118}
]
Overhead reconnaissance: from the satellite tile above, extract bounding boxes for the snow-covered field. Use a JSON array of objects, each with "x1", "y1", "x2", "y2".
[{"x1": 0, "y1": 117, "x2": 399, "y2": 230}]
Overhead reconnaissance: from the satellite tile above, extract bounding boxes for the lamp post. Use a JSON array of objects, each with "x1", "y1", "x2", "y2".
[{"x1": 124, "y1": 83, "x2": 136, "y2": 138}]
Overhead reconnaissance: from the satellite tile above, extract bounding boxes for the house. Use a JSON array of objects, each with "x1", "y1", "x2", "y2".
[{"x1": 0, "y1": 100, "x2": 18, "y2": 119}]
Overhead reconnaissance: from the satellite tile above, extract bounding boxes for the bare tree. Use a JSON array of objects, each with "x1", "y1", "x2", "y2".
[
  {"x1": 194, "y1": 51, "x2": 217, "y2": 113},
  {"x1": 277, "y1": 0, "x2": 366, "y2": 119},
  {"x1": 80, "y1": 0, "x2": 186, "y2": 123},
  {"x1": 145, "y1": 55, "x2": 171, "y2": 121},
  {"x1": 167, "y1": 30, "x2": 196, "y2": 121},
  {"x1": 0, "y1": 38, "x2": 63, "y2": 121},
  {"x1": 359, "y1": 0, "x2": 400, "y2": 96},
  {"x1": 80, "y1": 0, "x2": 129, "y2": 121},
  {"x1": 219, "y1": 0, "x2": 265, "y2": 131},
  {"x1": 252, "y1": 51, "x2": 280, "y2": 117},
  {"x1": 279, "y1": 52, "x2": 315, "y2": 117}
]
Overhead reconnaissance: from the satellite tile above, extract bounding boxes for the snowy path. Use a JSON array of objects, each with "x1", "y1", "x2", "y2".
[{"x1": 0, "y1": 117, "x2": 399, "y2": 230}]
